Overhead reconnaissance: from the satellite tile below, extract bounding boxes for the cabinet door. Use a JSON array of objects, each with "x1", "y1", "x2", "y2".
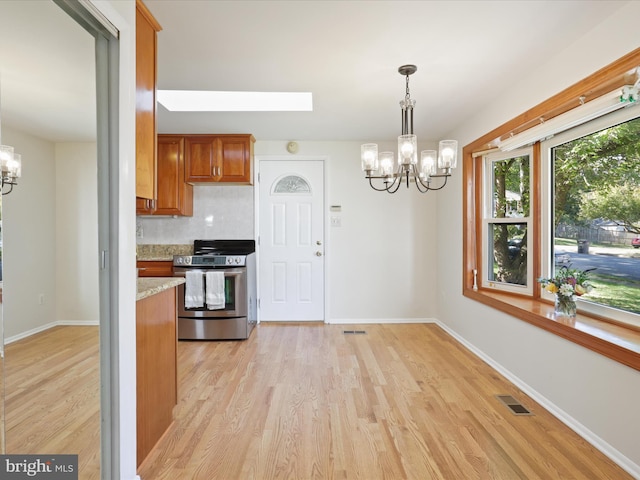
[
  {"x1": 217, "y1": 135, "x2": 254, "y2": 184},
  {"x1": 135, "y1": 0, "x2": 161, "y2": 199},
  {"x1": 185, "y1": 136, "x2": 217, "y2": 182},
  {"x1": 136, "y1": 287, "x2": 177, "y2": 466},
  {"x1": 155, "y1": 136, "x2": 193, "y2": 216}
]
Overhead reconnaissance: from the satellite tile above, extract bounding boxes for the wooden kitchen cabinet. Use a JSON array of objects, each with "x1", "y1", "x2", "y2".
[
  {"x1": 185, "y1": 134, "x2": 255, "y2": 184},
  {"x1": 137, "y1": 260, "x2": 173, "y2": 277},
  {"x1": 135, "y1": 0, "x2": 161, "y2": 200},
  {"x1": 137, "y1": 136, "x2": 193, "y2": 216},
  {"x1": 136, "y1": 286, "x2": 178, "y2": 466}
]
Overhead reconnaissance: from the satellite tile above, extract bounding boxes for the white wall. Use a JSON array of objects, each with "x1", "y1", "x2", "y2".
[
  {"x1": 2, "y1": 127, "x2": 57, "y2": 339},
  {"x1": 55, "y1": 142, "x2": 99, "y2": 323},
  {"x1": 437, "y1": 1, "x2": 640, "y2": 475},
  {"x1": 1, "y1": 131, "x2": 99, "y2": 340},
  {"x1": 256, "y1": 140, "x2": 439, "y2": 322}
]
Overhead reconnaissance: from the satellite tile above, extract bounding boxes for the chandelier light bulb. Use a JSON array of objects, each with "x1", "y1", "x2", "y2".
[
  {"x1": 379, "y1": 152, "x2": 395, "y2": 176},
  {"x1": 420, "y1": 150, "x2": 437, "y2": 178},
  {"x1": 0, "y1": 144, "x2": 14, "y2": 168},
  {"x1": 361, "y1": 143, "x2": 378, "y2": 172},
  {"x1": 438, "y1": 140, "x2": 458, "y2": 170},
  {"x1": 398, "y1": 134, "x2": 417, "y2": 166}
]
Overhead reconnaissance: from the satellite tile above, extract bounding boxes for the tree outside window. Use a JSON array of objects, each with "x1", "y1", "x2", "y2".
[
  {"x1": 551, "y1": 115, "x2": 640, "y2": 315},
  {"x1": 484, "y1": 151, "x2": 532, "y2": 292}
]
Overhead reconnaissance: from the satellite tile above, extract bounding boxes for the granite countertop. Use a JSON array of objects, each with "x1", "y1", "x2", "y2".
[
  {"x1": 137, "y1": 277, "x2": 185, "y2": 301},
  {"x1": 137, "y1": 244, "x2": 192, "y2": 261}
]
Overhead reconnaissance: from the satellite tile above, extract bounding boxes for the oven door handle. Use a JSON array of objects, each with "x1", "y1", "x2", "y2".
[{"x1": 173, "y1": 268, "x2": 246, "y2": 277}]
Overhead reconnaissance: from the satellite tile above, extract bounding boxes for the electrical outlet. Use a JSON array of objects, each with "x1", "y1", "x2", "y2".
[
  {"x1": 136, "y1": 222, "x2": 144, "y2": 238},
  {"x1": 38, "y1": 294, "x2": 45, "y2": 305}
]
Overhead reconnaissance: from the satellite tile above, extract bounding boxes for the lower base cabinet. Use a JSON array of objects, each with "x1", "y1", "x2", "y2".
[{"x1": 136, "y1": 286, "x2": 178, "y2": 466}]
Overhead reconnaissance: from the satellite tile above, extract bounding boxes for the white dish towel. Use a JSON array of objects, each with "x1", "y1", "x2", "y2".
[
  {"x1": 206, "y1": 271, "x2": 226, "y2": 310},
  {"x1": 184, "y1": 270, "x2": 204, "y2": 309}
]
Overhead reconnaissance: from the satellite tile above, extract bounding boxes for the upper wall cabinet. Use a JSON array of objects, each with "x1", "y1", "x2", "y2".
[
  {"x1": 135, "y1": 0, "x2": 162, "y2": 200},
  {"x1": 185, "y1": 134, "x2": 255, "y2": 185},
  {"x1": 137, "y1": 136, "x2": 194, "y2": 216}
]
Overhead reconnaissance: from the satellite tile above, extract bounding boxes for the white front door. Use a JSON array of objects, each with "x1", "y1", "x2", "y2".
[{"x1": 258, "y1": 159, "x2": 324, "y2": 321}]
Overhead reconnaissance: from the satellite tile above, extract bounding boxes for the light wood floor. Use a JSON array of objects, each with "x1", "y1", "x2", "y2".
[
  {"x1": 138, "y1": 323, "x2": 631, "y2": 480},
  {"x1": 4, "y1": 326, "x2": 100, "y2": 480},
  {"x1": 2, "y1": 324, "x2": 632, "y2": 480}
]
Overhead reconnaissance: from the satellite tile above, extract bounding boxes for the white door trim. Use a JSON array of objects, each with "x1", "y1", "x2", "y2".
[{"x1": 254, "y1": 155, "x2": 329, "y2": 323}]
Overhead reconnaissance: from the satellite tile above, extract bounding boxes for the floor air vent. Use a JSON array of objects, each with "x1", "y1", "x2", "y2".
[
  {"x1": 343, "y1": 330, "x2": 367, "y2": 335},
  {"x1": 496, "y1": 394, "x2": 534, "y2": 416}
]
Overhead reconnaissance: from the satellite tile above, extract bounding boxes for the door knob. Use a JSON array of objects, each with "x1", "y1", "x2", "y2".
[{"x1": 315, "y1": 251, "x2": 323, "y2": 257}]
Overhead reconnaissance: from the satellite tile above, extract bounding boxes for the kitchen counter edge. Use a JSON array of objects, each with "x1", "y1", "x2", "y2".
[{"x1": 137, "y1": 277, "x2": 185, "y2": 301}]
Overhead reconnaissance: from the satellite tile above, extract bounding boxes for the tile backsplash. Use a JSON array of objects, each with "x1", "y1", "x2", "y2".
[{"x1": 137, "y1": 185, "x2": 254, "y2": 244}]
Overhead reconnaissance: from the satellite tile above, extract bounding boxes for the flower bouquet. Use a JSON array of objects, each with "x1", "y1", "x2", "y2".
[{"x1": 537, "y1": 265, "x2": 594, "y2": 318}]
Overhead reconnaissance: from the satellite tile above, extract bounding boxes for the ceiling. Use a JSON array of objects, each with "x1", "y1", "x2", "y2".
[
  {"x1": 0, "y1": 0, "x2": 630, "y2": 144},
  {"x1": 0, "y1": 0, "x2": 96, "y2": 142}
]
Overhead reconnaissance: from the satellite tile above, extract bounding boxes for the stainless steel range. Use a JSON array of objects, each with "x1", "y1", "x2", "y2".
[{"x1": 173, "y1": 240, "x2": 256, "y2": 340}]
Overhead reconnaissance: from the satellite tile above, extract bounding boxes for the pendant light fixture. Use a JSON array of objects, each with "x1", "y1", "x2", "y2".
[
  {"x1": 0, "y1": 144, "x2": 22, "y2": 195},
  {"x1": 361, "y1": 65, "x2": 457, "y2": 193}
]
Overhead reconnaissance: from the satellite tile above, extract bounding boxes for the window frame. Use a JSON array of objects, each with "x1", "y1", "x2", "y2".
[
  {"x1": 462, "y1": 47, "x2": 640, "y2": 372},
  {"x1": 481, "y1": 148, "x2": 534, "y2": 295}
]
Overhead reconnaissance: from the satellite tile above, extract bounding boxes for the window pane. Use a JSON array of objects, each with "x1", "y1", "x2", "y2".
[
  {"x1": 488, "y1": 223, "x2": 528, "y2": 286},
  {"x1": 552, "y1": 116, "x2": 640, "y2": 315},
  {"x1": 491, "y1": 155, "x2": 530, "y2": 218}
]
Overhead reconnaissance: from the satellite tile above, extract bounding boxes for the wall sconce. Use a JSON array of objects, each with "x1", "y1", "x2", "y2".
[{"x1": 0, "y1": 144, "x2": 22, "y2": 195}]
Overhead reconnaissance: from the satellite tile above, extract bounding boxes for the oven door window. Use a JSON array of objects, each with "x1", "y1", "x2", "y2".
[
  {"x1": 177, "y1": 268, "x2": 247, "y2": 317},
  {"x1": 223, "y1": 275, "x2": 235, "y2": 311}
]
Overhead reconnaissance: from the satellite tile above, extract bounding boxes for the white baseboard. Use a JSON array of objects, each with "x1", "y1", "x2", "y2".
[
  {"x1": 5, "y1": 320, "x2": 99, "y2": 345},
  {"x1": 57, "y1": 319, "x2": 99, "y2": 327},
  {"x1": 327, "y1": 317, "x2": 436, "y2": 324},
  {"x1": 434, "y1": 319, "x2": 640, "y2": 480}
]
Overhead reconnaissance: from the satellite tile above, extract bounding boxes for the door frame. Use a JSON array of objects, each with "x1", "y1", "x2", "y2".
[
  {"x1": 53, "y1": 1, "x2": 135, "y2": 478},
  {"x1": 254, "y1": 155, "x2": 329, "y2": 324}
]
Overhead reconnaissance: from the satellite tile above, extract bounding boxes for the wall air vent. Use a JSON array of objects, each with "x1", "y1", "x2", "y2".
[{"x1": 343, "y1": 330, "x2": 367, "y2": 335}]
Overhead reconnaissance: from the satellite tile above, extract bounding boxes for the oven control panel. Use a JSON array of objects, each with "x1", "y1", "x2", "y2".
[{"x1": 173, "y1": 255, "x2": 246, "y2": 266}]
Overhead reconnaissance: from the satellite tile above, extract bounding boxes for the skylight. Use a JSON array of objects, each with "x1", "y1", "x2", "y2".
[{"x1": 157, "y1": 90, "x2": 313, "y2": 112}]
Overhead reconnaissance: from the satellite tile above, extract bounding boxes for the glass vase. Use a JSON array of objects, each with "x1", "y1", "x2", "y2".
[{"x1": 555, "y1": 294, "x2": 577, "y2": 318}]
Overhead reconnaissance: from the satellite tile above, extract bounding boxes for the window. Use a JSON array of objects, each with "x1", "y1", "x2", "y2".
[
  {"x1": 541, "y1": 106, "x2": 640, "y2": 328},
  {"x1": 482, "y1": 149, "x2": 533, "y2": 294},
  {"x1": 272, "y1": 175, "x2": 311, "y2": 194},
  {"x1": 462, "y1": 48, "x2": 640, "y2": 370}
]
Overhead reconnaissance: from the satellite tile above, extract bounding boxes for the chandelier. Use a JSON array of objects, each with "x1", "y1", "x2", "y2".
[
  {"x1": 361, "y1": 65, "x2": 457, "y2": 193},
  {"x1": 0, "y1": 144, "x2": 22, "y2": 195}
]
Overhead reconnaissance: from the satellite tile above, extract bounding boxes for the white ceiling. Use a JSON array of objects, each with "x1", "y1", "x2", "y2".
[
  {"x1": 0, "y1": 0, "x2": 96, "y2": 142},
  {"x1": 0, "y1": 0, "x2": 630, "y2": 144}
]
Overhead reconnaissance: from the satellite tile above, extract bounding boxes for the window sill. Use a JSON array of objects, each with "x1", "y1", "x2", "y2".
[{"x1": 463, "y1": 288, "x2": 640, "y2": 371}]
